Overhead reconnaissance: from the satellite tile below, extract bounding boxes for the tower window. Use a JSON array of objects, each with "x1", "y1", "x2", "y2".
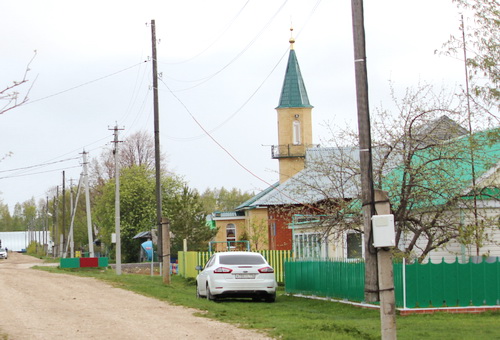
[{"x1": 293, "y1": 120, "x2": 301, "y2": 145}]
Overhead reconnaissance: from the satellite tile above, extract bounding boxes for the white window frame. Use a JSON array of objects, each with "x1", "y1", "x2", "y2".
[
  {"x1": 344, "y1": 231, "x2": 364, "y2": 259},
  {"x1": 226, "y1": 223, "x2": 236, "y2": 249},
  {"x1": 292, "y1": 120, "x2": 301, "y2": 145},
  {"x1": 293, "y1": 232, "x2": 328, "y2": 259}
]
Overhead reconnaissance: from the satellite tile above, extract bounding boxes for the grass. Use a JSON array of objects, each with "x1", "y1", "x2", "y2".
[{"x1": 36, "y1": 266, "x2": 500, "y2": 340}]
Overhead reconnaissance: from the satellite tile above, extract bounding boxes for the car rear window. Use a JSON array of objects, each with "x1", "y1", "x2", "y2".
[{"x1": 219, "y1": 254, "x2": 266, "y2": 265}]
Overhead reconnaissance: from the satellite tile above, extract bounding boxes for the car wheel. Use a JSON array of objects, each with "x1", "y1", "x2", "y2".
[
  {"x1": 265, "y1": 293, "x2": 276, "y2": 303},
  {"x1": 206, "y1": 284, "x2": 216, "y2": 301}
]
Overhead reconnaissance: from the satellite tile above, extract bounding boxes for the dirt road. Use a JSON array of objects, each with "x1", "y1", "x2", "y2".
[{"x1": 0, "y1": 252, "x2": 272, "y2": 340}]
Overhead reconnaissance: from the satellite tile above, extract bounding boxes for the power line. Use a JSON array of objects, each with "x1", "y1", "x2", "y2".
[
  {"x1": 159, "y1": 0, "x2": 289, "y2": 90},
  {"x1": 163, "y1": 0, "x2": 251, "y2": 65},
  {"x1": 25, "y1": 61, "x2": 148, "y2": 106},
  {"x1": 0, "y1": 165, "x2": 81, "y2": 180},
  {"x1": 0, "y1": 157, "x2": 79, "y2": 174},
  {"x1": 160, "y1": 78, "x2": 326, "y2": 215}
]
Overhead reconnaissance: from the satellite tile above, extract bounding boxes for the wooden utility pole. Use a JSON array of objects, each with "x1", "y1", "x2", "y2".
[
  {"x1": 374, "y1": 190, "x2": 397, "y2": 339},
  {"x1": 111, "y1": 125, "x2": 123, "y2": 275},
  {"x1": 54, "y1": 187, "x2": 59, "y2": 257},
  {"x1": 162, "y1": 218, "x2": 171, "y2": 284},
  {"x1": 151, "y1": 19, "x2": 163, "y2": 264},
  {"x1": 351, "y1": 0, "x2": 378, "y2": 302},
  {"x1": 151, "y1": 19, "x2": 170, "y2": 284}
]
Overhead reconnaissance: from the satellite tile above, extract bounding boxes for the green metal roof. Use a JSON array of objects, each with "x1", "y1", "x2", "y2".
[
  {"x1": 383, "y1": 128, "x2": 500, "y2": 208},
  {"x1": 276, "y1": 49, "x2": 313, "y2": 109},
  {"x1": 235, "y1": 182, "x2": 279, "y2": 211}
]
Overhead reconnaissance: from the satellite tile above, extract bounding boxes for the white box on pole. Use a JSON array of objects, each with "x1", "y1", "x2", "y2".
[{"x1": 371, "y1": 214, "x2": 395, "y2": 248}]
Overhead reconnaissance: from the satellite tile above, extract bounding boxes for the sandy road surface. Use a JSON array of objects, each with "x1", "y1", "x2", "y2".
[{"x1": 0, "y1": 252, "x2": 272, "y2": 340}]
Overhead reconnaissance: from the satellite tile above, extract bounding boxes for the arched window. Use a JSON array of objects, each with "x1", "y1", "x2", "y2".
[
  {"x1": 293, "y1": 120, "x2": 301, "y2": 145},
  {"x1": 226, "y1": 223, "x2": 236, "y2": 248}
]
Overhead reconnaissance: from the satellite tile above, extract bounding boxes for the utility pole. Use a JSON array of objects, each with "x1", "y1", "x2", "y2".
[
  {"x1": 461, "y1": 15, "x2": 479, "y2": 256},
  {"x1": 69, "y1": 181, "x2": 74, "y2": 258},
  {"x1": 82, "y1": 150, "x2": 95, "y2": 257},
  {"x1": 54, "y1": 187, "x2": 59, "y2": 257},
  {"x1": 162, "y1": 218, "x2": 171, "y2": 284},
  {"x1": 351, "y1": 0, "x2": 378, "y2": 303},
  {"x1": 374, "y1": 190, "x2": 397, "y2": 339},
  {"x1": 351, "y1": 2, "x2": 397, "y2": 338},
  {"x1": 110, "y1": 125, "x2": 124, "y2": 275},
  {"x1": 45, "y1": 196, "x2": 49, "y2": 254},
  {"x1": 62, "y1": 171, "x2": 66, "y2": 257},
  {"x1": 151, "y1": 19, "x2": 170, "y2": 284},
  {"x1": 66, "y1": 175, "x2": 83, "y2": 258}
]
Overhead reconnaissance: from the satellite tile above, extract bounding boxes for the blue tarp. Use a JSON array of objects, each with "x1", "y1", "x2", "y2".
[{"x1": 141, "y1": 240, "x2": 153, "y2": 261}]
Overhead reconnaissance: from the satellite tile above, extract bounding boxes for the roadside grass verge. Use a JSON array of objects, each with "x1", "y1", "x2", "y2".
[{"x1": 35, "y1": 266, "x2": 500, "y2": 340}]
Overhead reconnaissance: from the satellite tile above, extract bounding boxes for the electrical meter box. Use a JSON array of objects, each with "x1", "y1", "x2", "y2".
[{"x1": 371, "y1": 214, "x2": 395, "y2": 248}]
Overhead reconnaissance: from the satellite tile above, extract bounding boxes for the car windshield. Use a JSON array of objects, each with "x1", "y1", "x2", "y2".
[{"x1": 219, "y1": 254, "x2": 265, "y2": 265}]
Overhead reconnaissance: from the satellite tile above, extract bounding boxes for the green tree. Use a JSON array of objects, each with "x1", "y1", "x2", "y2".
[
  {"x1": 93, "y1": 165, "x2": 156, "y2": 263},
  {"x1": 442, "y1": 0, "x2": 499, "y2": 108},
  {"x1": 199, "y1": 187, "x2": 254, "y2": 213},
  {"x1": 165, "y1": 185, "x2": 217, "y2": 256},
  {"x1": 0, "y1": 202, "x2": 13, "y2": 231}
]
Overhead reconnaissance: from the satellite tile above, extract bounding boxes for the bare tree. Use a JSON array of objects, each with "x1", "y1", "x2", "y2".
[
  {"x1": 1, "y1": 51, "x2": 37, "y2": 115},
  {"x1": 90, "y1": 129, "x2": 168, "y2": 185},
  {"x1": 282, "y1": 84, "x2": 498, "y2": 262}
]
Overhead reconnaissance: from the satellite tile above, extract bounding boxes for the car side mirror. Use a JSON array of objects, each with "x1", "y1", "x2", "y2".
[{"x1": 195, "y1": 265, "x2": 203, "y2": 271}]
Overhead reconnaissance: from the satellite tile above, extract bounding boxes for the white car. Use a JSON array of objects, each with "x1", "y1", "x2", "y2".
[
  {"x1": 0, "y1": 248, "x2": 8, "y2": 259},
  {"x1": 196, "y1": 251, "x2": 277, "y2": 302}
]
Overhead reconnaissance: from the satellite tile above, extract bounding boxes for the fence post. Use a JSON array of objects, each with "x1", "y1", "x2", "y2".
[{"x1": 403, "y1": 257, "x2": 406, "y2": 309}]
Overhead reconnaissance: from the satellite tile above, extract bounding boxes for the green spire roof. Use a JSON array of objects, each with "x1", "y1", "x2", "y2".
[{"x1": 276, "y1": 49, "x2": 313, "y2": 109}]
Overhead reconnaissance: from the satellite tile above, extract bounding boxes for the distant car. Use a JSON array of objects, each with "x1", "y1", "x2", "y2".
[
  {"x1": 196, "y1": 251, "x2": 277, "y2": 302},
  {"x1": 0, "y1": 248, "x2": 8, "y2": 259}
]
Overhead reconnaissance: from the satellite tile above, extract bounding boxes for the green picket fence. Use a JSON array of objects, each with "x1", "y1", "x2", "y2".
[
  {"x1": 177, "y1": 250, "x2": 292, "y2": 283},
  {"x1": 285, "y1": 259, "x2": 365, "y2": 302},
  {"x1": 402, "y1": 258, "x2": 500, "y2": 308},
  {"x1": 285, "y1": 258, "x2": 500, "y2": 308}
]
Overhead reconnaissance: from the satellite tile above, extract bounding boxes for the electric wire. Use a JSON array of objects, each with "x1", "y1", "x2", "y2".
[
  {"x1": 160, "y1": 0, "x2": 321, "y2": 142},
  {"x1": 0, "y1": 135, "x2": 112, "y2": 181},
  {"x1": 159, "y1": 46, "x2": 288, "y2": 141},
  {"x1": 159, "y1": 0, "x2": 289, "y2": 89},
  {"x1": 0, "y1": 165, "x2": 81, "y2": 180},
  {"x1": 25, "y1": 61, "x2": 148, "y2": 106},
  {"x1": 160, "y1": 79, "x2": 325, "y2": 214},
  {"x1": 0, "y1": 157, "x2": 80, "y2": 174},
  {"x1": 118, "y1": 60, "x2": 151, "y2": 126},
  {"x1": 163, "y1": 0, "x2": 251, "y2": 65}
]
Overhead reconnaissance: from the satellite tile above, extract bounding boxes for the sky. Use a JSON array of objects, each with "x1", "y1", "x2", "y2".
[{"x1": 0, "y1": 0, "x2": 466, "y2": 212}]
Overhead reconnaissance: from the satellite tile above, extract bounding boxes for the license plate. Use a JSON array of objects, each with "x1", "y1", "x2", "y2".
[{"x1": 235, "y1": 273, "x2": 256, "y2": 279}]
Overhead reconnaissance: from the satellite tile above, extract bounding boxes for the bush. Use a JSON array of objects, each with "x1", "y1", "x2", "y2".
[{"x1": 26, "y1": 241, "x2": 46, "y2": 258}]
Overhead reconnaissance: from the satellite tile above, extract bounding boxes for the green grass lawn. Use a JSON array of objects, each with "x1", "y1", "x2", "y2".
[{"x1": 36, "y1": 266, "x2": 500, "y2": 340}]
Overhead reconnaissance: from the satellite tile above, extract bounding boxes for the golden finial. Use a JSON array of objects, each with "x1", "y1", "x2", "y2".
[{"x1": 289, "y1": 27, "x2": 295, "y2": 50}]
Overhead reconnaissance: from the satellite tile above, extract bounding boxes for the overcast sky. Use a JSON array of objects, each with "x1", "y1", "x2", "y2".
[{"x1": 1, "y1": 0, "x2": 465, "y2": 212}]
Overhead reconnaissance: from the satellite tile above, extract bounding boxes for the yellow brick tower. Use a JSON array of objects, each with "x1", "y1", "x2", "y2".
[{"x1": 272, "y1": 29, "x2": 314, "y2": 183}]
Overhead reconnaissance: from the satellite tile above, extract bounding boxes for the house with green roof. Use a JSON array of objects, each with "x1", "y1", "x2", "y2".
[
  {"x1": 207, "y1": 31, "x2": 500, "y2": 262},
  {"x1": 385, "y1": 127, "x2": 500, "y2": 262}
]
